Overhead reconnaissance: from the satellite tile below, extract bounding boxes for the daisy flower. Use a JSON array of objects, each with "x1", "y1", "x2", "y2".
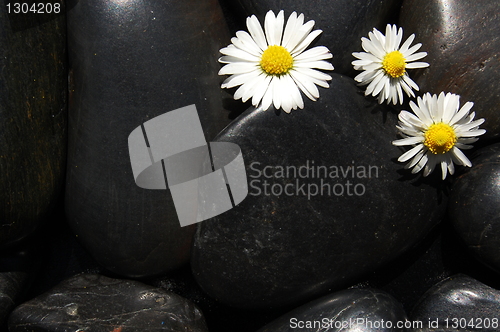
[
  {"x1": 352, "y1": 24, "x2": 429, "y2": 105},
  {"x1": 218, "y1": 10, "x2": 334, "y2": 113},
  {"x1": 392, "y1": 92, "x2": 486, "y2": 180}
]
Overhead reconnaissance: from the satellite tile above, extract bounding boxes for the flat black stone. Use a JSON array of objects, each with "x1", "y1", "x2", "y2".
[
  {"x1": 0, "y1": 0, "x2": 67, "y2": 247},
  {"x1": 191, "y1": 74, "x2": 447, "y2": 309},
  {"x1": 411, "y1": 274, "x2": 500, "y2": 332},
  {"x1": 64, "y1": 0, "x2": 232, "y2": 277},
  {"x1": 221, "y1": 0, "x2": 402, "y2": 76},
  {"x1": 399, "y1": 0, "x2": 500, "y2": 141},
  {"x1": 257, "y1": 288, "x2": 407, "y2": 332},
  {"x1": 8, "y1": 274, "x2": 208, "y2": 332},
  {"x1": 449, "y1": 143, "x2": 500, "y2": 273}
]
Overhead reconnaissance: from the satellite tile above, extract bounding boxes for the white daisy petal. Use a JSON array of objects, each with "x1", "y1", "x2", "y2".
[
  {"x1": 405, "y1": 52, "x2": 428, "y2": 62},
  {"x1": 251, "y1": 75, "x2": 272, "y2": 107},
  {"x1": 291, "y1": 29, "x2": 322, "y2": 56},
  {"x1": 220, "y1": 42, "x2": 261, "y2": 61},
  {"x1": 219, "y1": 62, "x2": 258, "y2": 75},
  {"x1": 247, "y1": 15, "x2": 268, "y2": 51},
  {"x1": 294, "y1": 46, "x2": 333, "y2": 61},
  {"x1": 221, "y1": 69, "x2": 261, "y2": 89},
  {"x1": 407, "y1": 149, "x2": 426, "y2": 169},
  {"x1": 261, "y1": 77, "x2": 276, "y2": 110},
  {"x1": 392, "y1": 136, "x2": 423, "y2": 146},
  {"x1": 274, "y1": 10, "x2": 285, "y2": 46},
  {"x1": 235, "y1": 31, "x2": 265, "y2": 57},
  {"x1": 451, "y1": 146, "x2": 472, "y2": 167},
  {"x1": 264, "y1": 10, "x2": 278, "y2": 46},
  {"x1": 287, "y1": 19, "x2": 315, "y2": 52},
  {"x1": 405, "y1": 43, "x2": 423, "y2": 56},
  {"x1": 405, "y1": 62, "x2": 430, "y2": 69},
  {"x1": 399, "y1": 34, "x2": 415, "y2": 54},
  {"x1": 396, "y1": 144, "x2": 424, "y2": 162},
  {"x1": 449, "y1": 101, "x2": 474, "y2": 125},
  {"x1": 281, "y1": 11, "x2": 298, "y2": 49},
  {"x1": 294, "y1": 60, "x2": 334, "y2": 71},
  {"x1": 289, "y1": 70, "x2": 319, "y2": 100}
]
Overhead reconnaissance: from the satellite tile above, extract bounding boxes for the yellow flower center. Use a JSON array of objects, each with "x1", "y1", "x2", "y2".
[
  {"x1": 424, "y1": 122, "x2": 457, "y2": 154},
  {"x1": 382, "y1": 51, "x2": 406, "y2": 78},
  {"x1": 260, "y1": 45, "x2": 294, "y2": 76}
]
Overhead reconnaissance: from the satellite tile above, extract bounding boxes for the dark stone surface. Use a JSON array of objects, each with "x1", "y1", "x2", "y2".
[
  {"x1": 449, "y1": 143, "x2": 500, "y2": 273},
  {"x1": 257, "y1": 288, "x2": 407, "y2": 332},
  {"x1": 360, "y1": 218, "x2": 500, "y2": 314},
  {"x1": 0, "y1": 1, "x2": 67, "y2": 247},
  {"x1": 221, "y1": 0, "x2": 403, "y2": 76},
  {"x1": 191, "y1": 74, "x2": 447, "y2": 309},
  {"x1": 399, "y1": 0, "x2": 500, "y2": 141},
  {"x1": 9, "y1": 274, "x2": 208, "y2": 332},
  {"x1": 64, "y1": 0, "x2": 232, "y2": 277},
  {"x1": 0, "y1": 272, "x2": 27, "y2": 328},
  {"x1": 411, "y1": 274, "x2": 500, "y2": 332}
]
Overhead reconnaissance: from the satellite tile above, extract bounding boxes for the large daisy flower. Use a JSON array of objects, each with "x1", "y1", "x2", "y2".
[
  {"x1": 218, "y1": 10, "x2": 334, "y2": 113},
  {"x1": 393, "y1": 92, "x2": 486, "y2": 180},
  {"x1": 352, "y1": 24, "x2": 429, "y2": 105}
]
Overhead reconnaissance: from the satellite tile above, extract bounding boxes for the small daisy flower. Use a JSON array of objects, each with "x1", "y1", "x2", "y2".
[
  {"x1": 218, "y1": 10, "x2": 334, "y2": 113},
  {"x1": 352, "y1": 24, "x2": 429, "y2": 105},
  {"x1": 392, "y1": 92, "x2": 486, "y2": 180}
]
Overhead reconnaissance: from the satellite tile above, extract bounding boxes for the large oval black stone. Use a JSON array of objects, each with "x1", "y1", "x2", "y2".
[
  {"x1": 0, "y1": 2, "x2": 67, "y2": 246},
  {"x1": 191, "y1": 74, "x2": 447, "y2": 309},
  {"x1": 65, "y1": 0, "x2": 232, "y2": 277},
  {"x1": 399, "y1": 0, "x2": 500, "y2": 141}
]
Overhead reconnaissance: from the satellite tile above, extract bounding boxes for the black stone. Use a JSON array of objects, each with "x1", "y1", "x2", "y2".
[
  {"x1": 449, "y1": 143, "x2": 500, "y2": 273},
  {"x1": 221, "y1": 0, "x2": 402, "y2": 76},
  {"x1": 411, "y1": 274, "x2": 500, "y2": 332},
  {"x1": 191, "y1": 74, "x2": 447, "y2": 309},
  {"x1": 257, "y1": 288, "x2": 407, "y2": 332},
  {"x1": 8, "y1": 274, "x2": 208, "y2": 332},
  {"x1": 399, "y1": 0, "x2": 500, "y2": 141},
  {"x1": 0, "y1": 272, "x2": 27, "y2": 328},
  {"x1": 64, "y1": 0, "x2": 232, "y2": 277},
  {"x1": 0, "y1": 1, "x2": 67, "y2": 247}
]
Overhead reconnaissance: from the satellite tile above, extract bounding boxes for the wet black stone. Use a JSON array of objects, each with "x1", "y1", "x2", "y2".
[
  {"x1": 0, "y1": 1, "x2": 67, "y2": 247},
  {"x1": 221, "y1": 0, "x2": 402, "y2": 76},
  {"x1": 257, "y1": 288, "x2": 407, "y2": 332},
  {"x1": 411, "y1": 274, "x2": 500, "y2": 332},
  {"x1": 399, "y1": 0, "x2": 500, "y2": 141},
  {"x1": 64, "y1": 0, "x2": 232, "y2": 277},
  {"x1": 191, "y1": 74, "x2": 447, "y2": 309},
  {"x1": 449, "y1": 143, "x2": 500, "y2": 273},
  {"x1": 8, "y1": 274, "x2": 208, "y2": 332}
]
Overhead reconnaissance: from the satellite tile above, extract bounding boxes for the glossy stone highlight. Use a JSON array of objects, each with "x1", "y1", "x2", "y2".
[
  {"x1": 257, "y1": 288, "x2": 407, "y2": 332},
  {"x1": 8, "y1": 274, "x2": 208, "y2": 332},
  {"x1": 411, "y1": 274, "x2": 500, "y2": 332}
]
